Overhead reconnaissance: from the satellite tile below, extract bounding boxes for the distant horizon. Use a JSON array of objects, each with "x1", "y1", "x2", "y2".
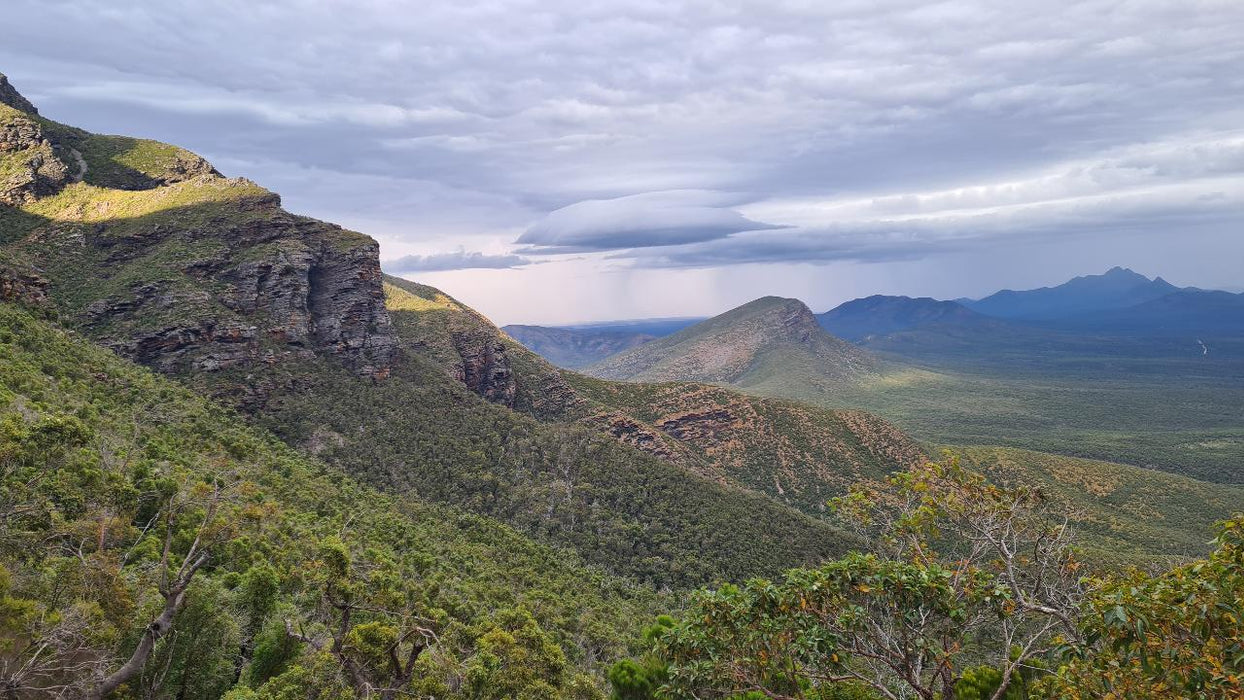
[{"x1": 470, "y1": 265, "x2": 1236, "y2": 327}]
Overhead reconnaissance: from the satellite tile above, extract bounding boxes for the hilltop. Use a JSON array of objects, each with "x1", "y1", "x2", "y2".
[
  {"x1": 586, "y1": 296, "x2": 875, "y2": 391},
  {"x1": 816, "y1": 294, "x2": 993, "y2": 341}
]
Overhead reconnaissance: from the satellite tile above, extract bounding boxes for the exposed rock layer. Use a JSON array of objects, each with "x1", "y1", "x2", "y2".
[{"x1": 1, "y1": 76, "x2": 394, "y2": 382}]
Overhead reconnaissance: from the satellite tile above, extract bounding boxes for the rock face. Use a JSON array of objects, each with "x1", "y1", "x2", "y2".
[
  {"x1": 1, "y1": 109, "x2": 72, "y2": 205},
  {"x1": 0, "y1": 73, "x2": 38, "y2": 115},
  {"x1": 452, "y1": 332, "x2": 516, "y2": 405},
  {"x1": 0, "y1": 263, "x2": 48, "y2": 306},
  {"x1": 1, "y1": 78, "x2": 396, "y2": 383},
  {"x1": 68, "y1": 206, "x2": 398, "y2": 378},
  {"x1": 585, "y1": 412, "x2": 683, "y2": 463}
]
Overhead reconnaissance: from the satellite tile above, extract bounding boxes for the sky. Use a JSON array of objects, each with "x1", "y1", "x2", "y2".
[{"x1": 2, "y1": 0, "x2": 1242, "y2": 324}]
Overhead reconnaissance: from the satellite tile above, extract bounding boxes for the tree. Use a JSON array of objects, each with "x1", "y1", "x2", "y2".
[
  {"x1": 282, "y1": 536, "x2": 438, "y2": 699},
  {"x1": 659, "y1": 455, "x2": 1085, "y2": 700},
  {"x1": 608, "y1": 615, "x2": 674, "y2": 700},
  {"x1": 85, "y1": 473, "x2": 252, "y2": 699},
  {"x1": 1043, "y1": 514, "x2": 1244, "y2": 699}
]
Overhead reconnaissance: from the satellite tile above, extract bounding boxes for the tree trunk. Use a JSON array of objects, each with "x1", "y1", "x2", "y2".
[{"x1": 86, "y1": 580, "x2": 192, "y2": 699}]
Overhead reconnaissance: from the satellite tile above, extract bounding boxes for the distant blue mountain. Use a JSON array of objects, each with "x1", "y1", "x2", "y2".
[
  {"x1": 816, "y1": 295, "x2": 992, "y2": 341},
  {"x1": 962, "y1": 267, "x2": 1181, "y2": 320},
  {"x1": 815, "y1": 270, "x2": 1244, "y2": 365},
  {"x1": 1048, "y1": 289, "x2": 1244, "y2": 336}
]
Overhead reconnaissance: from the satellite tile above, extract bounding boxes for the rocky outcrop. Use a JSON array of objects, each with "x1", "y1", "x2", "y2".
[
  {"x1": 452, "y1": 333, "x2": 515, "y2": 405},
  {"x1": 585, "y1": 412, "x2": 682, "y2": 463},
  {"x1": 1, "y1": 112, "x2": 71, "y2": 205},
  {"x1": 0, "y1": 263, "x2": 48, "y2": 306},
  {"x1": 658, "y1": 407, "x2": 741, "y2": 443},
  {"x1": 0, "y1": 73, "x2": 38, "y2": 115},
  {"x1": 1, "y1": 107, "x2": 394, "y2": 381},
  {"x1": 74, "y1": 211, "x2": 398, "y2": 378}
]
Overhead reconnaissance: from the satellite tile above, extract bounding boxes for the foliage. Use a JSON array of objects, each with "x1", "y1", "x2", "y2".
[
  {"x1": 235, "y1": 324, "x2": 862, "y2": 589},
  {"x1": 606, "y1": 615, "x2": 674, "y2": 700},
  {"x1": 657, "y1": 457, "x2": 1085, "y2": 700},
  {"x1": 1043, "y1": 514, "x2": 1244, "y2": 699},
  {"x1": 0, "y1": 302, "x2": 663, "y2": 697}
]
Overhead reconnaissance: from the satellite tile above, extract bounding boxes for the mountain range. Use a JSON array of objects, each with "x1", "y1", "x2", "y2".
[
  {"x1": 499, "y1": 266, "x2": 1243, "y2": 483},
  {"x1": 2, "y1": 71, "x2": 1242, "y2": 698},
  {"x1": 511, "y1": 267, "x2": 1243, "y2": 369},
  {"x1": 960, "y1": 266, "x2": 1184, "y2": 319}
]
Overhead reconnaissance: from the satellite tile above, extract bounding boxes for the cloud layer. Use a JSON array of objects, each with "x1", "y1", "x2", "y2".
[
  {"x1": 383, "y1": 251, "x2": 530, "y2": 274},
  {"x1": 516, "y1": 190, "x2": 784, "y2": 253},
  {"x1": 2, "y1": 0, "x2": 1241, "y2": 321}
]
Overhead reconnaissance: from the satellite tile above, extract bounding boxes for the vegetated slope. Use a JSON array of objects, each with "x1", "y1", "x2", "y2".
[
  {"x1": 961, "y1": 266, "x2": 1181, "y2": 320},
  {"x1": 503, "y1": 324, "x2": 657, "y2": 369},
  {"x1": 561, "y1": 375, "x2": 927, "y2": 515},
  {"x1": 375, "y1": 280, "x2": 1238, "y2": 562},
  {"x1": 954, "y1": 446, "x2": 1244, "y2": 566},
  {"x1": 237, "y1": 293, "x2": 861, "y2": 588},
  {"x1": 586, "y1": 296, "x2": 876, "y2": 393},
  {"x1": 816, "y1": 295, "x2": 994, "y2": 341},
  {"x1": 0, "y1": 76, "x2": 862, "y2": 590},
  {"x1": 0, "y1": 300, "x2": 662, "y2": 697},
  {"x1": 383, "y1": 276, "x2": 929, "y2": 517}
]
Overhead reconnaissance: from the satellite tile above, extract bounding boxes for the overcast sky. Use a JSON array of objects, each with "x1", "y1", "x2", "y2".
[{"x1": 3, "y1": 0, "x2": 1242, "y2": 323}]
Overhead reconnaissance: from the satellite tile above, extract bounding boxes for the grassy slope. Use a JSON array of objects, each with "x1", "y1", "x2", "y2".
[
  {"x1": 0, "y1": 301, "x2": 663, "y2": 692},
  {"x1": 826, "y1": 358, "x2": 1244, "y2": 484},
  {"x1": 955, "y1": 446, "x2": 1244, "y2": 566}
]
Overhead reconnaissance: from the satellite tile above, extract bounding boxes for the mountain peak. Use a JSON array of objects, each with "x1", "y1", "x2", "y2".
[
  {"x1": 1100, "y1": 266, "x2": 1147, "y2": 281},
  {"x1": 586, "y1": 295, "x2": 873, "y2": 386},
  {"x1": 0, "y1": 73, "x2": 38, "y2": 115},
  {"x1": 817, "y1": 295, "x2": 984, "y2": 341},
  {"x1": 965, "y1": 267, "x2": 1184, "y2": 320}
]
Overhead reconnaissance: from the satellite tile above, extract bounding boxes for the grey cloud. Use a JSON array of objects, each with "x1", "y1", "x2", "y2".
[
  {"x1": 1, "y1": 0, "x2": 1241, "y2": 318},
  {"x1": 383, "y1": 251, "x2": 531, "y2": 273},
  {"x1": 622, "y1": 182, "x2": 1244, "y2": 269},
  {"x1": 516, "y1": 190, "x2": 785, "y2": 253}
]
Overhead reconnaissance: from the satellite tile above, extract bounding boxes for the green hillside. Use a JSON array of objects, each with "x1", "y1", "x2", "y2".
[
  {"x1": 1, "y1": 90, "x2": 871, "y2": 591},
  {"x1": 0, "y1": 300, "x2": 661, "y2": 697}
]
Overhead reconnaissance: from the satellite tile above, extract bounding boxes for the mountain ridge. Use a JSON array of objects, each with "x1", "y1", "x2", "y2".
[
  {"x1": 586, "y1": 296, "x2": 876, "y2": 388},
  {"x1": 816, "y1": 294, "x2": 995, "y2": 341},
  {"x1": 962, "y1": 266, "x2": 1183, "y2": 320}
]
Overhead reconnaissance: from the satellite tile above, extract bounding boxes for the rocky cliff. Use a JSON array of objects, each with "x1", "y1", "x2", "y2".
[{"x1": 0, "y1": 75, "x2": 394, "y2": 384}]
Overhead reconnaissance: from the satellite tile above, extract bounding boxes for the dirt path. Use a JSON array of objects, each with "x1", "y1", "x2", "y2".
[{"x1": 69, "y1": 147, "x2": 87, "y2": 181}]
